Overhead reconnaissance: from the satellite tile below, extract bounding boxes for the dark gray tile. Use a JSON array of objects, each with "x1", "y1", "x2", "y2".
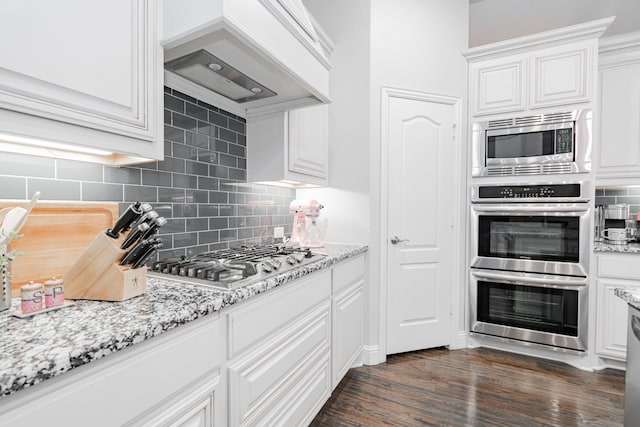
[
  {"x1": 617, "y1": 196, "x2": 640, "y2": 205},
  {"x1": 238, "y1": 228, "x2": 253, "y2": 239},
  {"x1": 124, "y1": 185, "x2": 157, "y2": 202},
  {"x1": 165, "y1": 125, "x2": 185, "y2": 143},
  {"x1": 209, "y1": 217, "x2": 228, "y2": 229},
  {"x1": 186, "y1": 103, "x2": 208, "y2": 121},
  {"x1": 158, "y1": 187, "x2": 185, "y2": 203},
  {"x1": 596, "y1": 189, "x2": 605, "y2": 197},
  {"x1": 158, "y1": 157, "x2": 186, "y2": 174},
  {"x1": 603, "y1": 188, "x2": 628, "y2": 196},
  {"x1": 220, "y1": 229, "x2": 238, "y2": 241},
  {"x1": 142, "y1": 170, "x2": 172, "y2": 187},
  {"x1": 27, "y1": 178, "x2": 80, "y2": 200},
  {"x1": 186, "y1": 189, "x2": 208, "y2": 203},
  {"x1": 185, "y1": 132, "x2": 209, "y2": 148},
  {"x1": 198, "y1": 176, "x2": 218, "y2": 190},
  {"x1": 173, "y1": 174, "x2": 198, "y2": 189},
  {"x1": 135, "y1": 161, "x2": 159, "y2": 171},
  {"x1": 186, "y1": 160, "x2": 208, "y2": 176},
  {"x1": 210, "y1": 191, "x2": 228, "y2": 203},
  {"x1": 237, "y1": 158, "x2": 247, "y2": 171},
  {"x1": 228, "y1": 144, "x2": 245, "y2": 158},
  {"x1": 104, "y1": 166, "x2": 141, "y2": 184},
  {"x1": 213, "y1": 139, "x2": 228, "y2": 153},
  {"x1": 198, "y1": 121, "x2": 215, "y2": 137},
  {"x1": 164, "y1": 86, "x2": 172, "y2": 93},
  {"x1": 187, "y1": 245, "x2": 210, "y2": 257},
  {"x1": 164, "y1": 94, "x2": 184, "y2": 113},
  {"x1": 158, "y1": 248, "x2": 186, "y2": 259},
  {"x1": 153, "y1": 204, "x2": 173, "y2": 219},
  {"x1": 218, "y1": 128, "x2": 237, "y2": 143},
  {"x1": 219, "y1": 154, "x2": 237, "y2": 167},
  {"x1": 237, "y1": 134, "x2": 246, "y2": 147},
  {"x1": 0, "y1": 176, "x2": 26, "y2": 199},
  {"x1": 219, "y1": 205, "x2": 236, "y2": 216},
  {"x1": 172, "y1": 113, "x2": 197, "y2": 132},
  {"x1": 172, "y1": 143, "x2": 198, "y2": 161},
  {"x1": 174, "y1": 232, "x2": 198, "y2": 248},
  {"x1": 260, "y1": 215, "x2": 273, "y2": 226},
  {"x1": 229, "y1": 168, "x2": 246, "y2": 181},
  {"x1": 229, "y1": 217, "x2": 246, "y2": 228},
  {"x1": 597, "y1": 196, "x2": 617, "y2": 205},
  {"x1": 218, "y1": 109, "x2": 239, "y2": 120},
  {"x1": 198, "y1": 100, "x2": 217, "y2": 111},
  {"x1": 163, "y1": 218, "x2": 186, "y2": 234},
  {"x1": 199, "y1": 204, "x2": 219, "y2": 217},
  {"x1": 210, "y1": 165, "x2": 229, "y2": 179},
  {"x1": 81, "y1": 182, "x2": 123, "y2": 201},
  {"x1": 172, "y1": 90, "x2": 197, "y2": 104},
  {"x1": 186, "y1": 218, "x2": 209, "y2": 232},
  {"x1": 199, "y1": 230, "x2": 220, "y2": 244},
  {"x1": 209, "y1": 242, "x2": 227, "y2": 251},
  {"x1": 229, "y1": 193, "x2": 246, "y2": 204},
  {"x1": 164, "y1": 110, "x2": 171, "y2": 125},
  {"x1": 628, "y1": 187, "x2": 640, "y2": 196},
  {"x1": 173, "y1": 203, "x2": 198, "y2": 217},
  {"x1": 164, "y1": 140, "x2": 172, "y2": 156},
  {"x1": 156, "y1": 233, "x2": 174, "y2": 249},
  {"x1": 209, "y1": 111, "x2": 228, "y2": 127},
  {"x1": 0, "y1": 153, "x2": 55, "y2": 177},
  {"x1": 246, "y1": 217, "x2": 260, "y2": 227},
  {"x1": 198, "y1": 149, "x2": 218, "y2": 164},
  {"x1": 229, "y1": 118, "x2": 246, "y2": 134}
]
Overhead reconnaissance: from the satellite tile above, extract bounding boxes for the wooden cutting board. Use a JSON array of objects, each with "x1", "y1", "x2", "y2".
[{"x1": 0, "y1": 201, "x2": 118, "y2": 296}]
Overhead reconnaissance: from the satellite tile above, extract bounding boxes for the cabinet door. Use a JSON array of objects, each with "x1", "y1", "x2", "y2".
[
  {"x1": 597, "y1": 63, "x2": 640, "y2": 178},
  {"x1": 332, "y1": 281, "x2": 364, "y2": 388},
  {"x1": 470, "y1": 58, "x2": 526, "y2": 116},
  {"x1": 288, "y1": 104, "x2": 329, "y2": 180},
  {"x1": 596, "y1": 279, "x2": 639, "y2": 360},
  {"x1": 530, "y1": 44, "x2": 591, "y2": 109},
  {"x1": 0, "y1": 0, "x2": 162, "y2": 158}
]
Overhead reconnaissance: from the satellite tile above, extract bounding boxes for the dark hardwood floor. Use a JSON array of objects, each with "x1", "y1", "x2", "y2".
[{"x1": 311, "y1": 347, "x2": 625, "y2": 427}]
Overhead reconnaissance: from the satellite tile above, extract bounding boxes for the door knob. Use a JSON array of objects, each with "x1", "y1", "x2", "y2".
[{"x1": 390, "y1": 236, "x2": 409, "y2": 245}]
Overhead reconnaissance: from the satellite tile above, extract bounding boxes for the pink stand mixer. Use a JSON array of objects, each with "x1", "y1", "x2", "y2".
[{"x1": 289, "y1": 199, "x2": 325, "y2": 248}]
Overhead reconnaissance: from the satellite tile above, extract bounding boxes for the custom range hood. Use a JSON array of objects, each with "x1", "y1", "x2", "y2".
[{"x1": 162, "y1": 0, "x2": 332, "y2": 117}]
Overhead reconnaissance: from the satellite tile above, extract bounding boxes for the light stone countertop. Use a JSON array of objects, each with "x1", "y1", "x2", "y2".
[
  {"x1": 614, "y1": 288, "x2": 640, "y2": 311},
  {"x1": 0, "y1": 243, "x2": 368, "y2": 399},
  {"x1": 593, "y1": 241, "x2": 640, "y2": 254}
]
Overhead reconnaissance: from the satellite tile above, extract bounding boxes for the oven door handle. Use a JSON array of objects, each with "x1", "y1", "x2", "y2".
[
  {"x1": 471, "y1": 204, "x2": 589, "y2": 213},
  {"x1": 471, "y1": 270, "x2": 588, "y2": 288}
]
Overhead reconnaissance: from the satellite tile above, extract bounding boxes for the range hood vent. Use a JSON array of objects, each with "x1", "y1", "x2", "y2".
[{"x1": 165, "y1": 50, "x2": 277, "y2": 103}]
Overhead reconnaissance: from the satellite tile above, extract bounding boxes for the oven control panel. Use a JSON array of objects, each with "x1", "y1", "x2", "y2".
[{"x1": 476, "y1": 183, "x2": 582, "y2": 200}]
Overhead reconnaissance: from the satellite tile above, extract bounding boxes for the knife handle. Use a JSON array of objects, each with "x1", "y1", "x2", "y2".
[
  {"x1": 120, "y1": 222, "x2": 150, "y2": 250},
  {"x1": 140, "y1": 217, "x2": 167, "y2": 241},
  {"x1": 106, "y1": 202, "x2": 142, "y2": 239},
  {"x1": 120, "y1": 238, "x2": 151, "y2": 265},
  {"x1": 131, "y1": 209, "x2": 158, "y2": 230},
  {"x1": 132, "y1": 243, "x2": 164, "y2": 269}
]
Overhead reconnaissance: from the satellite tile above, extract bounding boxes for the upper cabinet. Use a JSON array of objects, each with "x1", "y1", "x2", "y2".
[
  {"x1": 464, "y1": 17, "x2": 613, "y2": 118},
  {"x1": 247, "y1": 104, "x2": 329, "y2": 187},
  {"x1": 162, "y1": 0, "x2": 332, "y2": 118},
  {"x1": 0, "y1": 0, "x2": 164, "y2": 164},
  {"x1": 595, "y1": 32, "x2": 640, "y2": 182}
]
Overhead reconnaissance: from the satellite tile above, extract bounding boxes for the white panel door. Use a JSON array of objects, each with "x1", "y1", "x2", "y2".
[{"x1": 385, "y1": 92, "x2": 456, "y2": 354}]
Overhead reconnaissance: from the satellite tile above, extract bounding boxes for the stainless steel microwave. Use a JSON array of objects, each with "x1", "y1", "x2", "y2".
[{"x1": 471, "y1": 109, "x2": 592, "y2": 177}]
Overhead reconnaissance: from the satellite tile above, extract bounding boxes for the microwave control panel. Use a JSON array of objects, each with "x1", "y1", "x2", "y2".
[
  {"x1": 554, "y1": 128, "x2": 573, "y2": 154},
  {"x1": 477, "y1": 183, "x2": 581, "y2": 199}
]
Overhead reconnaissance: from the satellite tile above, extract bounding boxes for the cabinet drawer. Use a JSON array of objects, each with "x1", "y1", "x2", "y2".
[
  {"x1": 227, "y1": 302, "x2": 331, "y2": 426},
  {"x1": 227, "y1": 270, "x2": 331, "y2": 359},
  {"x1": 597, "y1": 254, "x2": 640, "y2": 280},
  {"x1": 332, "y1": 254, "x2": 365, "y2": 294}
]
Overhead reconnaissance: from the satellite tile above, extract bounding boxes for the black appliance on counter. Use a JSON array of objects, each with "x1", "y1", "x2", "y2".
[{"x1": 148, "y1": 245, "x2": 326, "y2": 290}]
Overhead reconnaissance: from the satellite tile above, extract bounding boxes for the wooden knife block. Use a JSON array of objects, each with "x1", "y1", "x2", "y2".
[{"x1": 64, "y1": 232, "x2": 147, "y2": 302}]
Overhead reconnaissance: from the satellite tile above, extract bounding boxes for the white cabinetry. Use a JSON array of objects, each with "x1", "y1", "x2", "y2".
[
  {"x1": 331, "y1": 254, "x2": 364, "y2": 388},
  {"x1": 596, "y1": 253, "x2": 640, "y2": 360},
  {"x1": 464, "y1": 18, "x2": 612, "y2": 118},
  {"x1": 247, "y1": 104, "x2": 329, "y2": 187},
  {"x1": 0, "y1": 0, "x2": 163, "y2": 163},
  {"x1": 596, "y1": 33, "x2": 640, "y2": 181},
  {"x1": 0, "y1": 315, "x2": 224, "y2": 427},
  {"x1": 226, "y1": 270, "x2": 332, "y2": 426}
]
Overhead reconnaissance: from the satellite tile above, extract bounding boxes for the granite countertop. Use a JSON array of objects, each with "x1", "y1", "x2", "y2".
[
  {"x1": 593, "y1": 241, "x2": 640, "y2": 254},
  {"x1": 0, "y1": 243, "x2": 368, "y2": 400},
  {"x1": 614, "y1": 288, "x2": 640, "y2": 310}
]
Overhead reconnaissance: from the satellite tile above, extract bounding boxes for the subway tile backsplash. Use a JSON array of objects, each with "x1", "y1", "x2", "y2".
[
  {"x1": 0, "y1": 87, "x2": 294, "y2": 260},
  {"x1": 595, "y1": 186, "x2": 640, "y2": 217}
]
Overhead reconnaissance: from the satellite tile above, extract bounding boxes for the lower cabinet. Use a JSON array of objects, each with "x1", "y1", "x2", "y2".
[
  {"x1": 596, "y1": 254, "x2": 640, "y2": 360},
  {"x1": 332, "y1": 255, "x2": 365, "y2": 388},
  {"x1": 226, "y1": 270, "x2": 333, "y2": 427}
]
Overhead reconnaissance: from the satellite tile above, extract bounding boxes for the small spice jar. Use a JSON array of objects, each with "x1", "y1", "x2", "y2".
[
  {"x1": 21, "y1": 281, "x2": 43, "y2": 314},
  {"x1": 44, "y1": 277, "x2": 64, "y2": 308}
]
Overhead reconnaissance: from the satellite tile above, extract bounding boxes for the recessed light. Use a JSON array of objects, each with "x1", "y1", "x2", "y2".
[
  {"x1": 207, "y1": 63, "x2": 222, "y2": 72},
  {"x1": 250, "y1": 87, "x2": 263, "y2": 93}
]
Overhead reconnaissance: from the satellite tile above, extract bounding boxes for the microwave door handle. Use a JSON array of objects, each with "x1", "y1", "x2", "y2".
[
  {"x1": 471, "y1": 205, "x2": 589, "y2": 213},
  {"x1": 472, "y1": 270, "x2": 588, "y2": 287}
]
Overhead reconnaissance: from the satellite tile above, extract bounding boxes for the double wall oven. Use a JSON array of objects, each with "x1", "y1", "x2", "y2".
[{"x1": 470, "y1": 182, "x2": 592, "y2": 352}]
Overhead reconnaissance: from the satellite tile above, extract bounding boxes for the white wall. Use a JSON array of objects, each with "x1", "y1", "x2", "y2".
[
  {"x1": 469, "y1": 0, "x2": 640, "y2": 47},
  {"x1": 298, "y1": 0, "x2": 371, "y2": 246}
]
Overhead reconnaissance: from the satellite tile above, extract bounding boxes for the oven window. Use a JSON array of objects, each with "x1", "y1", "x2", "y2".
[
  {"x1": 487, "y1": 130, "x2": 555, "y2": 159},
  {"x1": 478, "y1": 215, "x2": 579, "y2": 263},
  {"x1": 477, "y1": 281, "x2": 578, "y2": 336}
]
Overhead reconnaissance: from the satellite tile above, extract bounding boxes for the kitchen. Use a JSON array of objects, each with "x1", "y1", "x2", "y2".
[{"x1": 0, "y1": 0, "x2": 639, "y2": 425}]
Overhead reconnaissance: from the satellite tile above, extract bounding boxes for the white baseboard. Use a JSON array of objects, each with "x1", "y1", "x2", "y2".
[{"x1": 361, "y1": 344, "x2": 386, "y2": 366}]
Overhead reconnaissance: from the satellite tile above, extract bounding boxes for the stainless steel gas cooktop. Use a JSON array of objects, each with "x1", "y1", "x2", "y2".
[{"x1": 148, "y1": 244, "x2": 326, "y2": 290}]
